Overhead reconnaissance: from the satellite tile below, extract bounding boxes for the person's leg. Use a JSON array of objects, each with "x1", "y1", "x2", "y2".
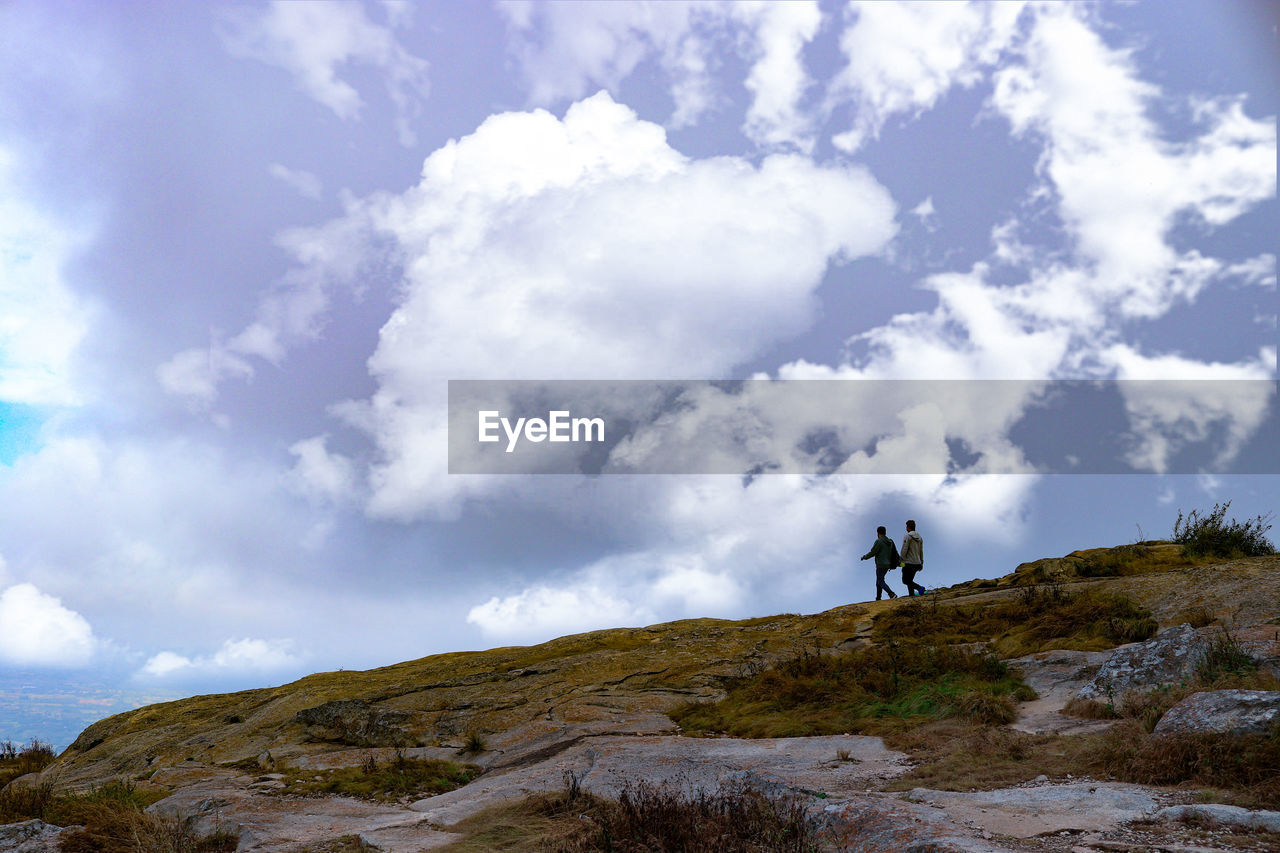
[
  {"x1": 903, "y1": 565, "x2": 924, "y2": 596},
  {"x1": 876, "y1": 566, "x2": 897, "y2": 599}
]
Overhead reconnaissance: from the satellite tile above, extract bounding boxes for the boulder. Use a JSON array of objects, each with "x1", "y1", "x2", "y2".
[
  {"x1": 0, "y1": 820, "x2": 68, "y2": 853},
  {"x1": 1076, "y1": 624, "x2": 1206, "y2": 702},
  {"x1": 1152, "y1": 689, "x2": 1280, "y2": 736},
  {"x1": 294, "y1": 699, "x2": 422, "y2": 747}
]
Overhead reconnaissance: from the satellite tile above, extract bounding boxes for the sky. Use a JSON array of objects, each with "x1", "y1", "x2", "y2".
[{"x1": 0, "y1": 1, "x2": 1276, "y2": 730}]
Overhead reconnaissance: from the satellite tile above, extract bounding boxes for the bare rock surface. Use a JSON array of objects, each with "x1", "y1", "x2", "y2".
[
  {"x1": 1152, "y1": 689, "x2": 1280, "y2": 736},
  {"x1": 1008, "y1": 649, "x2": 1114, "y2": 735},
  {"x1": 0, "y1": 820, "x2": 69, "y2": 853},
  {"x1": 409, "y1": 732, "x2": 909, "y2": 826},
  {"x1": 1154, "y1": 803, "x2": 1280, "y2": 833},
  {"x1": 1077, "y1": 624, "x2": 1207, "y2": 702},
  {"x1": 146, "y1": 768, "x2": 448, "y2": 852},
  {"x1": 905, "y1": 783, "x2": 1162, "y2": 837}
]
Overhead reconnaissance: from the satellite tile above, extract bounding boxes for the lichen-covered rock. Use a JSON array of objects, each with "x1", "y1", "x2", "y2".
[
  {"x1": 294, "y1": 699, "x2": 421, "y2": 747},
  {"x1": 1152, "y1": 689, "x2": 1280, "y2": 736},
  {"x1": 0, "y1": 820, "x2": 68, "y2": 853},
  {"x1": 1076, "y1": 624, "x2": 1206, "y2": 701}
]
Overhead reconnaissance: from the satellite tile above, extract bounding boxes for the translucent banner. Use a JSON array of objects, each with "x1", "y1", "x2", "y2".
[{"x1": 447, "y1": 380, "x2": 1278, "y2": 475}]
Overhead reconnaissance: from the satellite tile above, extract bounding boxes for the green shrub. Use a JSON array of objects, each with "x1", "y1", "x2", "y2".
[{"x1": 1173, "y1": 500, "x2": 1275, "y2": 558}]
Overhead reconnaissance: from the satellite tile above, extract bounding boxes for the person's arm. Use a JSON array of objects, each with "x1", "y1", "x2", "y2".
[{"x1": 860, "y1": 539, "x2": 879, "y2": 560}]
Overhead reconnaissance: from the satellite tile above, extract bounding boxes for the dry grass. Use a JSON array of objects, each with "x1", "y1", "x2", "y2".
[
  {"x1": 875, "y1": 715, "x2": 1280, "y2": 811},
  {"x1": 0, "y1": 739, "x2": 57, "y2": 787},
  {"x1": 1095, "y1": 720, "x2": 1280, "y2": 810},
  {"x1": 879, "y1": 720, "x2": 1105, "y2": 792},
  {"x1": 670, "y1": 643, "x2": 1033, "y2": 738},
  {"x1": 58, "y1": 805, "x2": 239, "y2": 853},
  {"x1": 438, "y1": 774, "x2": 823, "y2": 853},
  {"x1": 0, "y1": 778, "x2": 235, "y2": 853}
]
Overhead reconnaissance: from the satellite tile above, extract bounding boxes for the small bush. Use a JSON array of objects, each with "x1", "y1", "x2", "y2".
[
  {"x1": 1196, "y1": 629, "x2": 1260, "y2": 682},
  {"x1": 958, "y1": 692, "x2": 1017, "y2": 726},
  {"x1": 458, "y1": 731, "x2": 486, "y2": 755},
  {"x1": 1173, "y1": 500, "x2": 1275, "y2": 558}
]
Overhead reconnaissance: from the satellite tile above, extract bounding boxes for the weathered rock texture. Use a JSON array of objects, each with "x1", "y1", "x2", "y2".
[
  {"x1": 1076, "y1": 624, "x2": 1206, "y2": 701},
  {"x1": 0, "y1": 820, "x2": 68, "y2": 853},
  {"x1": 1152, "y1": 689, "x2": 1280, "y2": 736}
]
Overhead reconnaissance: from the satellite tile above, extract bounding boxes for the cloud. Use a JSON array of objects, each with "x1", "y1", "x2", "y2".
[
  {"x1": 0, "y1": 582, "x2": 97, "y2": 667},
  {"x1": 140, "y1": 637, "x2": 300, "y2": 679},
  {"x1": 287, "y1": 435, "x2": 356, "y2": 504},
  {"x1": 499, "y1": 1, "x2": 822, "y2": 149},
  {"x1": 219, "y1": 0, "x2": 429, "y2": 145},
  {"x1": 156, "y1": 343, "x2": 255, "y2": 408},
  {"x1": 829, "y1": 1, "x2": 1027, "y2": 152},
  {"x1": 268, "y1": 163, "x2": 323, "y2": 200},
  {"x1": 0, "y1": 145, "x2": 92, "y2": 407},
  {"x1": 0, "y1": 434, "x2": 326, "y2": 651},
  {"x1": 350, "y1": 91, "x2": 895, "y2": 518}
]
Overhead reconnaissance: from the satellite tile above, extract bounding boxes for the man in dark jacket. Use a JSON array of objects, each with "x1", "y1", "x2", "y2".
[
  {"x1": 901, "y1": 519, "x2": 925, "y2": 596},
  {"x1": 861, "y1": 525, "x2": 899, "y2": 600}
]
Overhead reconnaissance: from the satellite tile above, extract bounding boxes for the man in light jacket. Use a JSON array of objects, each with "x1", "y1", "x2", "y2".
[{"x1": 901, "y1": 519, "x2": 925, "y2": 596}]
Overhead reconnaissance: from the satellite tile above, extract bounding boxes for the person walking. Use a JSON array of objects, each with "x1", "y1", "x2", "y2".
[
  {"x1": 901, "y1": 519, "x2": 925, "y2": 596},
  {"x1": 860, "y1": 525, "x2": 899, "y2": 600}
]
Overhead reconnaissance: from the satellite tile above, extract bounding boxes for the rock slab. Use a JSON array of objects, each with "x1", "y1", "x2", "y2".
[
  {"x1": 1155, "y1": 803, "x2": 1280, "y2": 833},
  {"x1": 1077, "y1": 624, "x2": 1206, "y2": 702},
  {"x1": 1153, "y1": 689, "x2": 1280, "y2": 736},
  {"x1": 0, "y1": 820, "x2": 67, "y2": 853}
]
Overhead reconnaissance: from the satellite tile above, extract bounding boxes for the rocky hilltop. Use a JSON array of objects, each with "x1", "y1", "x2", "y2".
[{"x1": 5, "y1": 543, "x2": 1280, "y2": 852}]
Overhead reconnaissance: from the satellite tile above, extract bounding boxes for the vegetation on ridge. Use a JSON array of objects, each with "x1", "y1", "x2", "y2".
[
  {"x1": 671, "y1": 641, "x2": 1033, "y2": 739},
  {"x1": 1173, "y1": 499, "x2": 1275, "y2": 559},
  {"x1": 873, "y1": 584, "x2": 1158, "y2": 657}
]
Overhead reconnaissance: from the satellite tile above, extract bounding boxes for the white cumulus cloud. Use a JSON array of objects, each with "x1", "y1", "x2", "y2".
[
  {"x1": 829, "y1": 1, "x2": 1027, "y2": 152},
  {"x1": 140, "y1": 637, "x2": 300, "y2": 679},
  {"x1": 0, "y1": 583, "x2": 97, "y2": 667}
]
